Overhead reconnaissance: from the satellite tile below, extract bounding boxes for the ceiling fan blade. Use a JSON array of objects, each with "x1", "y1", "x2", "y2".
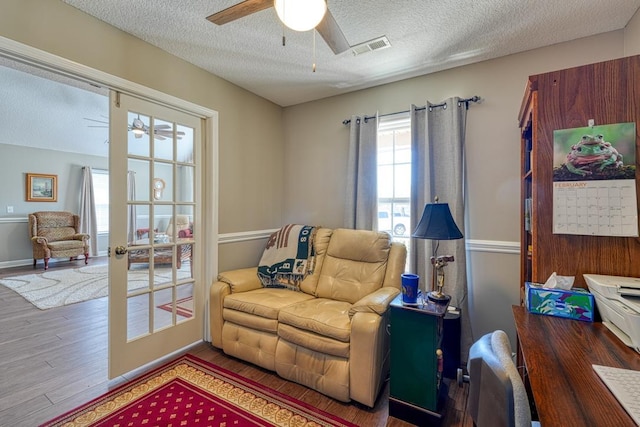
[
  {"x1": 154, "y1": 124, "x2": 172, "y2": 129},
  {"x1": 154, "y1": 134, "x2": 184, "y2": 140},
  {"x1": 316, "y1": 8, "x2": 350, "y2": 54},
  {"x1": 83, "y1": 117, "x2": 109, "y2": 124},
  {"x1": 154, "y1": 129, "x2": 186, "y2": 135},
  {"x1": 206, "y1": 0, "x2": 272, "y2": 25}
]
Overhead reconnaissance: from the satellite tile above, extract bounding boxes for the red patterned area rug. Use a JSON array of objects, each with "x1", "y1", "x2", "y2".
[
  {"x1": 158, "y1": 296, "x2": 193, "y2": 318},
  {"x1": 41, "y1": 354, "x2": 357, "y2": 427}
]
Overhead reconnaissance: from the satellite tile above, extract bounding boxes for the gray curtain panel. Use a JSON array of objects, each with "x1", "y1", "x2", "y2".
[
  {"x1": 79, "y1": 166, "x2": 98, "y2": 256},
  {"x1": 411, "y1": 97, "x2": 472, "y2": 362},
  {"x1": 344, "y1": 114, "x2": 378, "y2": 230}
]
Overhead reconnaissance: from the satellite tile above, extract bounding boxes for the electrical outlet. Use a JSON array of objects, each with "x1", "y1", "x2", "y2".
[{"x1": 7, "y1": 206, "x2": 14, "y2": 213}]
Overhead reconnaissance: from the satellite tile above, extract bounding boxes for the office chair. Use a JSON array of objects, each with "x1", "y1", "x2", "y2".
[{"x1": 467, "y1": 330, "x2": 540, "y2": 427}]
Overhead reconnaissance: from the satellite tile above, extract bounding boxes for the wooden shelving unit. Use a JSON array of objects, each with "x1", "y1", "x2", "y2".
[
  {"x1": 517, "y1": 55, "x2": 640, "y2": 299},
  {"x1": 519, "y1": 81, "x2": 536, "y2": 301}
]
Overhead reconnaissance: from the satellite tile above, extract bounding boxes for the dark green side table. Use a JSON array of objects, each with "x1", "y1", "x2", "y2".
[{"x1": 389, "y1": 294, "x2": 449, "y2": 426}]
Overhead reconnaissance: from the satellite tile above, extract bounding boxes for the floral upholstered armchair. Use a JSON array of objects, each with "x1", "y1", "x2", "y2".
[{"x1": 28, "y1": 211, "x2": 90, "y2": 270}]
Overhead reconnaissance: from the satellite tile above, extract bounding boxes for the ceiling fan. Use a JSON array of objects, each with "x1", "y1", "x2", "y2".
[
  {"x1": 206, "y1": 0, "x2": 350, "y2": 55},
  {"x1": 84, "y1": 116, "x2": 185, "y2": 140}
]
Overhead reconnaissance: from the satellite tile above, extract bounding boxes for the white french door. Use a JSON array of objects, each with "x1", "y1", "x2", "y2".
[{"x1": 108, "y1": 91, "x2": 203, "y2": 378}]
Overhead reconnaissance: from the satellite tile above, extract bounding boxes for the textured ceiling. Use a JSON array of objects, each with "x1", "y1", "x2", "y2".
[
  {"x1": 59, "y1": 0, "x2": 640, "y2": 106},
  {"x1": 0, "y1": 59, "x2": 109, "y2": 157},
  {"x1": 0, "y1": 1, "x2": 638, "y2": 157}
]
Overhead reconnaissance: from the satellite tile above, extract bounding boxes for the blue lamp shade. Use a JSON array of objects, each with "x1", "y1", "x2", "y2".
[{"x1": 412, "y1": 202, "x2": 463, "y2": 240}]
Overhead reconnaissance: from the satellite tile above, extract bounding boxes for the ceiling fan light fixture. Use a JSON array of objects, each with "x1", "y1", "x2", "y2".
[
  {"x1": 274, "y1": 0, "x2": 327, "y2": 32},
  {"x1": 131, "y1": 117, "x2": 147, "y2": 136}
]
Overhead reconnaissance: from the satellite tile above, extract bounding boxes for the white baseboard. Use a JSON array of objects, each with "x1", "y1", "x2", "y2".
[
  {"x1": 0, "y1": 258, "x2": 33, "y2": 269},
  {"x1": 0, "y1": 253, "x2": 108, "y2": 270}
]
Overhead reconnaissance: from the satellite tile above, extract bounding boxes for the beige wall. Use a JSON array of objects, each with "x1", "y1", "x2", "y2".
[
  {"x1": 281, "y1": 31, "x2": 630, "y2": 342},
  {"x1": 2, "y1": 1, "x2": 639, "y2": 344},
  {"x1": 0, "y1": 2, "x2": 285, "y2": 231},
  {"x1": 0, "y1": 144, "x2": 109, "y2": 265},
  {"x1": 625, "y1": 7, "x2": 640, "y2": 56},
  {"x1": 282, "y1": 31, "x2": 626, "y2": 236},
  {"x1": 0, "y1": 0, "x2": 286, "y2": 271}
]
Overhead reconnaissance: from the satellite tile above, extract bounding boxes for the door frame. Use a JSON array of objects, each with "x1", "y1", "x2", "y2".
[{"x1": 0, "y1": 35, "x2": 219, "y2": 340}]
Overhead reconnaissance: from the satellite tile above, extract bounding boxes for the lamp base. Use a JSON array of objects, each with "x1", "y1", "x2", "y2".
[{"x1": 427, "y1": 291, "x2": 451, "y2": 304}]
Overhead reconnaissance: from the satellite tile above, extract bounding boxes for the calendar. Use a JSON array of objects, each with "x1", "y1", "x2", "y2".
[
  {"x1": 553, "y1": 180, "x2": 638, "y2": 236},
  {"x1": 552, "y1": 122, "x2": 638, "y2": 237}
]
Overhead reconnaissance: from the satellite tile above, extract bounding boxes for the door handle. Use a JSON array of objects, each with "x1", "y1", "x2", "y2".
[{"x1": 114, "y1": 245, "x2": 128, "y2": 255}]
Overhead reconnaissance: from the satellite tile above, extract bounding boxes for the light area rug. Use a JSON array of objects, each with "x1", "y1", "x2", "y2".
[
  {"x1": 40, "y1": 354, "x2": 357, "y2": 427},
  {"x1": 0, "y1": 265, "x2": 191, "y2": 310}
]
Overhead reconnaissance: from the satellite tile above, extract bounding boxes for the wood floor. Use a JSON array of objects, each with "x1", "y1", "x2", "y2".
[{"x1": 0, "y1": 259, "x2": 473, "y2": 427}]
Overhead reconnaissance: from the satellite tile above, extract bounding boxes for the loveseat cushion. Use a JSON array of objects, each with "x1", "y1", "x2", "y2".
[
  {"x1": 315, "y1": 229, "x2": 391, "y2": 304},
  {"x1": 278, "y1": 298, "x2": 352, "y2": 342},
  {"x1": 224, "y1": 288, "x2": 314, "y2": 320},
  {"x1": 223, "y1": 309, "x2": 279, "y2": 333},
  {"x1": 278, "y1": 324, "x2": 350, "y2": 358},
  {"x1": 275, "y1": 340, "x2": 350, "y2": 402}
]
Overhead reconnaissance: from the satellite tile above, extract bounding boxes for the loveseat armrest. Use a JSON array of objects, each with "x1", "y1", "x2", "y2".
[
  {"x1": 348, "y1": 286, "x2": 400, "y2": 319},
  {"x1": 72, "y1": 233, "x2": 90, "y2": 242},
  {"x1": 350, "y1": 310, "x2": 392, "y2": 407},
  {"x1": 217, "y1": 267, "x2": 262, "y2": 293},
  {"x1": 209, "y1": 280, "x2": 231, "y2": 348},
  {"x1": 210, "y1": 267, "x2": 262, "y2": 349}
]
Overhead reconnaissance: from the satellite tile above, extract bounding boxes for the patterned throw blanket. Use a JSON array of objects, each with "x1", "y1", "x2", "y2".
[{"x1": 257, "y1": 224, "x2": 317, "y2": 290}]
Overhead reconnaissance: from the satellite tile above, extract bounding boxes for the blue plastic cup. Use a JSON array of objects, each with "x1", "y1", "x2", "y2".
[{"x1": 401, "y1": 273, "x2": 419, "y2": 305}]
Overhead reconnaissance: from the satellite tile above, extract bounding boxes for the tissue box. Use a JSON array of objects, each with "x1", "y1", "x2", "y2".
[{"x1": 525, "y1": 282, "x2": 594, "y2": 322}]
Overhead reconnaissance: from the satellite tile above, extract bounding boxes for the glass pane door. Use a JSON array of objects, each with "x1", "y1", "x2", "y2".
[{"x1": 109, "y1": 92, "x2": 202, "y2": 378}]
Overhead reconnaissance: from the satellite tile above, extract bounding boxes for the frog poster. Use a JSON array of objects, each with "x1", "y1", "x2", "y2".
[{"x1": 552, "y1": 122, "x2": 638, "y2": 237}]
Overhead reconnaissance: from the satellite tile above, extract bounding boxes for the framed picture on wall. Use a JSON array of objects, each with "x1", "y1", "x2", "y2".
[{"x1": 26, "y1": 173, "x2": 57, "y2": 202}]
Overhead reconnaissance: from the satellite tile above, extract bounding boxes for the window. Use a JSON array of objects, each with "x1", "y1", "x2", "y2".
[
  {"x1": 91, "y1": 169, "x2": 109, "y2": 233},
  {"x1": 377, "y1": 113, "x2": 411, "y2": 256}
]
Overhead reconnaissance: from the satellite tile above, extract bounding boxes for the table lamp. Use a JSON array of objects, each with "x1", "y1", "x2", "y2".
[{"x1": 412, "y1": 197, "x2": 463, "y2": 303}]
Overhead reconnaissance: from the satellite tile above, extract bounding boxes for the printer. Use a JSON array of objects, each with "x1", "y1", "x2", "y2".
[{"x1": 584, "y1": 274, "x2": 640, "y2": 354}]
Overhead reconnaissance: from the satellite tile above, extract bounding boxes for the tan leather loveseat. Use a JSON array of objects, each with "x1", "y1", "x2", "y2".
[{"x1": 210, "y1": 228, "x2": 407, "y2": 407}]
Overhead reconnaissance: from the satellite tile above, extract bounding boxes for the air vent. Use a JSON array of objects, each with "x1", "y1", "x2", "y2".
[{"x1": 350, "y1": 36, "x2": 391, "y2": 56}]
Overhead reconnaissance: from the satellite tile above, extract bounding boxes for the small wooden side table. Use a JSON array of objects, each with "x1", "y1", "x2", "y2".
[{"x1": 389, "y1": 294, "x2": 449, "y2": 426}]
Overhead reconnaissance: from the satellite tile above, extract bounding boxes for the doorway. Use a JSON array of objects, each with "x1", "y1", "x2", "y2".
[
  {"x1": 0, "y1": 40, "x2": 217, "y2": 423},
  {"x1": 108, "y1": 91, "x2": 203, "y2": 377}
]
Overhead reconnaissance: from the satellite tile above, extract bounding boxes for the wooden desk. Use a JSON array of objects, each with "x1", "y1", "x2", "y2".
[{"x1": 513, "y1": 306, "x2": 640, "y2": 427}]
